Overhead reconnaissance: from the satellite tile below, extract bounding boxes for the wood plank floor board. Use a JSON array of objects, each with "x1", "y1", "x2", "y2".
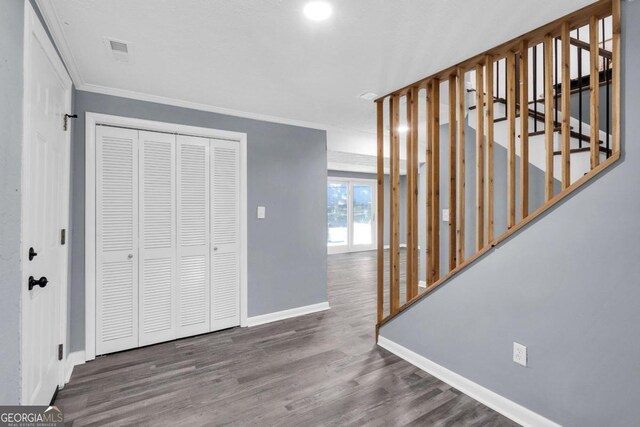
[{"x1": 56, "y1": 250, "x2": 517, "y2": 426}]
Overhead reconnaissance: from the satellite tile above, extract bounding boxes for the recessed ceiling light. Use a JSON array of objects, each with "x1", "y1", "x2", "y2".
[
  {"x1": 304, "y1": 1, "x2": 333, "y2": 21},
  {"x1": 359, "y1": 92, "x2": 378, "y2": 101}
]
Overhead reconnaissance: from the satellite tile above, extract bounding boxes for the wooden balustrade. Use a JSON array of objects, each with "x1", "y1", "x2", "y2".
[{"x1": 376, "y1": 0, "x2": 621, "y2": 338}]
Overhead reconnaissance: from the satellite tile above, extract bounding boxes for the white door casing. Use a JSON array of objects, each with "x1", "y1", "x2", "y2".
[
  {"x1": 21, "y1": 2, "x2": 72, "y2": 404},
  {"x1": 86, "y1": 114, "x2": 248, "y2": 360},
  {"x1": 327, "y1": 178, "x2": 378, "y2": 254}
]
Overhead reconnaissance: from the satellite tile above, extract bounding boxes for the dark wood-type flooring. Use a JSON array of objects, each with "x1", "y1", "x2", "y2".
[{"x1": 56, "y1": 251, "x2": 516, "y2": 426}]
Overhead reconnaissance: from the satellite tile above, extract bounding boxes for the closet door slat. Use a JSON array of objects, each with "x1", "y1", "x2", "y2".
[
  {"x1": 96, "y1": 126, "x2": 139, "y2": 355},
  {"x1": 211, "y1": 139, "x2": 241, "y2": 331},
  {"x1": 177, "y1": 135, "x2": 211, "y2": 337},
  {"x1": 138, "y1": 130, "x2": 177, "y2": 346}
]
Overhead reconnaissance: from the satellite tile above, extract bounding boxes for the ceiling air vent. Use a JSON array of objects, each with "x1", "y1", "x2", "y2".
[{"x1": 104, "y1": 37, "x2": 134, "y2": 63}]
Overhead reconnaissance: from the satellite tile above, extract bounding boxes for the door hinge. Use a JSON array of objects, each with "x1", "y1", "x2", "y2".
[
  {"x1": 63, "y1": 114, "x2": 77, "y2": 131},
  {"x1": 61, "y1": 229, "x2": 66, "y2": 245},
  {"x1": 58, "y1": 344, "x2": 63, "y2": 361}
]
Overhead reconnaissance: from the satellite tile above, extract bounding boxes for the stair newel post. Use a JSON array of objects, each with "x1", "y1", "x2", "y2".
[
  {"x1": 561, "y1": 22, "x2": 572, "y2": 189},
  {"x1": 506, "y1": 51, "x2": 517, "y2": 229},
  {"x1": 520, "y1": 40, "x2": 530, "y2": 220},
  {"x1": 589, "y1": 15, "x2": 601, "y2": 169},
  {"x1": 448, "y1": 75, "x2": 457, "y2": 272},
  {"x1": 456, "y1": 69, "x2": 466, "y2": 267},
  {"x1": 485, "y1": 56, "x2": 494, "y2": 243},
  {"x1": 544, "y1": 34, "x2": 555, "y2": 202},
  {"x1": 475, "y1": 64, "x2": 485, "y2": 251},
  {"x1": 389, "y1": 94, "x2": 401, "y2": 314},
  {"x1": 376, "y1": 99, "x2": 384, "y2": 327}
]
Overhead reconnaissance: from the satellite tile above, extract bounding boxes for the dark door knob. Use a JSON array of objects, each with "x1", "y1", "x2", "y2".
[
  {"x1": 28, "y1": 276, "x2": 48, "y2": 291},
  {"x1": 29, "y1": 247, "x2": 38, "y2": 261}
]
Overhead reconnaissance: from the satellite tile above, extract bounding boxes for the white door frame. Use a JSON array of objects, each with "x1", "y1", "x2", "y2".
[
  {"x1": 327, "y1": 177, "x2": 378, "y2": 254},
  {"x1": 85, "y1": 113, "x2": 248, "y2": 361},
  {"x1": 21, "y1": 1, "x2": 72, "y2": 402}
]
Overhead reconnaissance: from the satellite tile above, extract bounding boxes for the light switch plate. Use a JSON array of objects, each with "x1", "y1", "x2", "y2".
[
  {"x1": 257, "y1": 206, "x2": 266, "y2": 219},
  {"x1": 442, "y1": 209, "x2": 450, "y2": 222},
  {"x1": 513, "y1": 342, "x2": 527, "y2": 367}
]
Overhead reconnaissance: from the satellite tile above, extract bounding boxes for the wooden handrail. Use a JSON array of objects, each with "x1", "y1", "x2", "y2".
[{"x1": 376, "y1": 0, "x2": 621, "y2": 334}]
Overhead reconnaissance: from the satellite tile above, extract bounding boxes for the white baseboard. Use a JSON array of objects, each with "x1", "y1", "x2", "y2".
[
  {"x1": 377, "y1": 336, "x2": 560, "y2": 427},
  {"x1": 418, "y1": 281, "x2": 427, "y2": 288},
  {"x1": 246, "y1": 302, "x2": 330, "y2": 327},
  {"x1": 65, "y1": 351, "x2": 85, "y2": 384}
]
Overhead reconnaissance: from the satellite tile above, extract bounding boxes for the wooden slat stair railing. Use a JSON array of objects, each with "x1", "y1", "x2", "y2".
[{"x1": 375, "y1": 0, "x2": 621, "y2": 340}]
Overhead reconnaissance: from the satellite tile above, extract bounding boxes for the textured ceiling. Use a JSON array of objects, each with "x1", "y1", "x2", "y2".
[{"x1": 42, "y1": 0, "x2": 594, "y2": 136}]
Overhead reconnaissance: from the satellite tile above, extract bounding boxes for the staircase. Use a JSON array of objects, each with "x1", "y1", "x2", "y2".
[
  {"x1": 374, "y1": 0, "x2": 621, "y2": 335},
  {"x1": 467, "y1": 93, "x2": 611, "y2": 184}
]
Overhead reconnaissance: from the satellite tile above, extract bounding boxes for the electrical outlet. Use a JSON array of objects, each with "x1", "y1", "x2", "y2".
[
  {"x1": 442, "y1": 209, "x2": 450, "y2": 222},
  {"x1": 513, "y1": 342, "x2": 527, "y2": 367}
]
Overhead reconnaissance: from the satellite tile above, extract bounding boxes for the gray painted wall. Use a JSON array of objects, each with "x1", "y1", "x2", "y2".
[
  {"x1": 327, "y1": 170, "x2": 407, "y2": 246},
  {"x1": 381, "y1": 2, "x2": 640, "y2": 425},
  {"x1": 70, "y1": 90, "x2": 328, "y2": 351},
  {"x1": 0, "y1": 0, "x2": 24, "y2": 406}
]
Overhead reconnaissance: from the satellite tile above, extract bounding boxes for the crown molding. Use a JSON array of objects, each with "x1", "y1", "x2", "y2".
[{"x1": 35, "y1": 0, "x2": 85, "y2": 87}]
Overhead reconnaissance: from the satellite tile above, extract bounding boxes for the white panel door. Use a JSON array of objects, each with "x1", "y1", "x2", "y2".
[
  {"x1": 210, "y1": 139, "x2": 241, "y2": 331},
  {"x1": 176, "y1": 135, "x2": 210, "y2": 337},
  {"x1": 138, "y1": 131, "x2": 177, "y2": 346},
  {"x1": 96, "y1": 126, "x2": 139, "y2": 355},
  {"x1": 22, "y1": 4, "x2": 72, "y2": 403}
]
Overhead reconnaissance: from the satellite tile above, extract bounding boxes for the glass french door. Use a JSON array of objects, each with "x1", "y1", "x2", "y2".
[{"x1": 327, "y1": 179, "x2": 376, "y2": 254}]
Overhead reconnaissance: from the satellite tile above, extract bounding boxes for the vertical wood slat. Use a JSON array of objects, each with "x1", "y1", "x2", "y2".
[
  {"x1": 410, "y1": 87, "x2": 419, "y2": 296},
  {"x1": 456, "y1": 69, "x2": 466, "y2": 266},
  {"x1": 405, "y1": 91, "x2": 414, "y2": 301},
  {"x1": 475, "y1": 65, "x2": 485, "y2": 251},
  {"x1": 485, "y1": 56, "x2": 494, "y2": 243},
  {"x1": 506, "y1": 51, "x2": 516, "y2": 228},
  {"x1": 376, "y1": 100, "x2": 384, "y2": 324},
  {"x1": 589, "y1": 15, "x2": 600, "y2": 169},
  {"x1": 561, "y1": 22, "x2": 572, "y2": 189},
  {"x1": 519, "y1": 41, "x2": 530, "y2": 219},
  {"x1": 406, "y1": 88, "x2": 419, "y2": 300},
  {"x1": 389, "y1": 94, "x2": 400, "y2": 313},
  {"x1": 448, "y1": 75, "x2": 457, "y2": 271},
  {"x1": 431, "y1": 79, "x2": 441, "y2": 282},
  {"x1": 612, "y1": 0, "x2": 621, "y2": 155},
  {"x1": 544, "y1": 35, "x2": 555, "y2": 201},
  {"x1": 425, "y1": 82, "x2": 433, "y2": 285}
]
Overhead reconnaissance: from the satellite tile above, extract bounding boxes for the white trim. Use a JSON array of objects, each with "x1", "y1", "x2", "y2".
[
  {"x1": 418, "y1": 281, "x2": 427, "y2": 288},
  {"x1": 34, "y1": 0, "x2": 85, "y2": 86},
  {"x1": 246, "y1": 302, "x2": 330, "y2": 327},
  {"x1": 85, "y1": 112, "x2": 248, "y2": 360},
  {"x1": 21, "y1": 1, "x2": 72, "y2": 403},
  {"x1": 377, "y1": 336, "x2": 560, "y2": 427},
  {"x1": 64, "y1": 351, "x2": 85, "y2": 384}
]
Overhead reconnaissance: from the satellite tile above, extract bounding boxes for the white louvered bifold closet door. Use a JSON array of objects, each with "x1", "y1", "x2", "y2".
[
  {"x1": 210, "y1": 139, "x2": 241, "y2": 331},
  {"x1": 138, "y1": 131, "x2": 177, "y2": 346},
  {"x1": 96, "y1": 126, "x2": 139, "y2": 355},
  {"x1": 176, "y1": 135, "x2": 211, "y2": 337}
]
